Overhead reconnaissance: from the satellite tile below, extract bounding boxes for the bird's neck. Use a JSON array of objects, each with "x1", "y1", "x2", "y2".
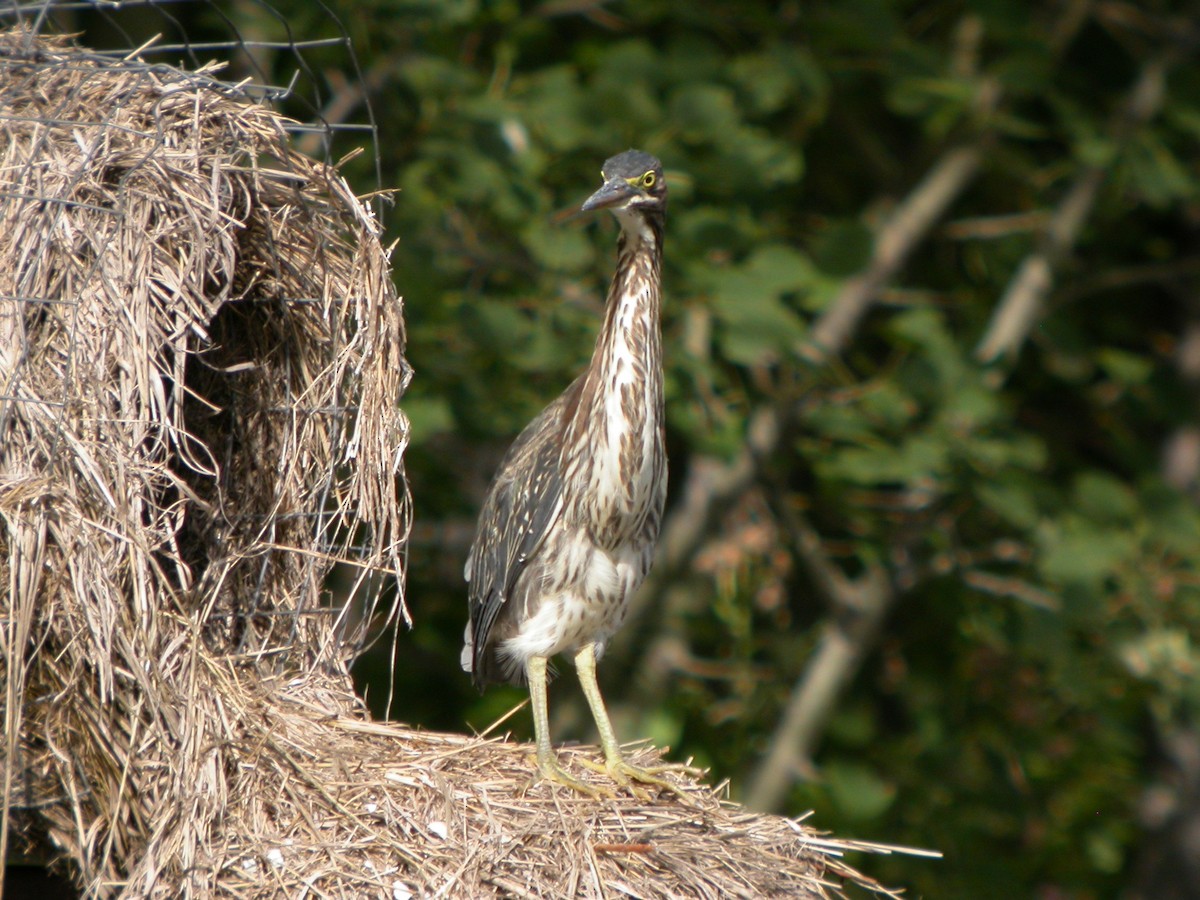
[
  {"x1": 567, "y1": 208, "x2": 664, "y2": 455},
  {"x1": 561, "y1": 208, "x2": 666, "y2": 543},
  {"x1": 592, "y1": 210, "x2": 664, "y2": 397}
]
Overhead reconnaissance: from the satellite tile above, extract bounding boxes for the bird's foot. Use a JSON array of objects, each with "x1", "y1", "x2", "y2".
[
  {"x1": 530, "y1": 752, "x2": 613, "y2": 799},
  {"x1": 579, "y1": 753, "x2": 703, "y2": 803}
]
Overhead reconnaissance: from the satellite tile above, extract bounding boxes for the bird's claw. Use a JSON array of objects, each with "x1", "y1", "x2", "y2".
[
  {"x1": 579, "y1": 755, "x2": 701, "y2": 803},
  {"x1": 530, "y1": 753, "x2": 614, "y2": 799}
]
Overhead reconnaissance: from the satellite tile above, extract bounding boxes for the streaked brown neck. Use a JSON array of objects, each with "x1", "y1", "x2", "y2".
[
  {"x1": 563, "y1": 207, "x2": 665, "y2": 521},
  {"x1": 587, "y1": 208, "x2": 664, "y2": 424}
]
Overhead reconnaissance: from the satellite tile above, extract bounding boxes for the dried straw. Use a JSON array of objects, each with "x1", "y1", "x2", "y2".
[
  {"x1": 0, "y1": 25, "x2": 409, "y2": 895},
  {"x1": 185, "y1": 669, "x2": 916, "y2": 899},
  {"x1": 0, "y1": 27, "x2": 923, "y2": 899}
]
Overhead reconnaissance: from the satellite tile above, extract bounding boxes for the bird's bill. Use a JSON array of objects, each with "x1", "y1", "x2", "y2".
[{"x1": 581, "y1": 178, "x2": 637, "y2": 212}]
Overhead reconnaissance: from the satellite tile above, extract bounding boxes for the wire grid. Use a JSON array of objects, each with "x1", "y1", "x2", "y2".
[
  {"x1": 0, "y1": 3, "x2": 405, "y2": 663},
  {"x1": 1, "y1": 0, "x2": 384, "y2": 189}
]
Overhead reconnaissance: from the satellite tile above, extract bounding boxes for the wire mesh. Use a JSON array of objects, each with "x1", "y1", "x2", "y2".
[{"x1": 1, "y1": 0, "x2": 385, "y2": 192}]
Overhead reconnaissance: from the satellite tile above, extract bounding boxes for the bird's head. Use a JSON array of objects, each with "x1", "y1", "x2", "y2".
[{"x1": 581, "y1": 150, "x2": 666, "y2": 216}]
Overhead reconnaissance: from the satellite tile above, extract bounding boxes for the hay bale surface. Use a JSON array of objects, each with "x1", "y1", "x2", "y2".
[
  {"x1": 185, "y1": 670, "x2": 906, "y2": 899},
  {"x1": 0, "y1": 27, "x2": 913, "y2": 899}
]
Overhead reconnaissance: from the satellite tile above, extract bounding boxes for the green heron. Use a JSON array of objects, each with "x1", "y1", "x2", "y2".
[{"x1": 463, "y1": 150, "x2": 676, "y2": 796}]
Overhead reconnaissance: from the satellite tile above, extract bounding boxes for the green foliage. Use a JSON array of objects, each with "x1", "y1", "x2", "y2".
[{"x1": 221, "y1": 1, "x2": 1200, "y2": 896}]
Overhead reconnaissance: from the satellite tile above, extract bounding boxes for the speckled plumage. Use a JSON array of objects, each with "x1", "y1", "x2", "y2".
[{"x1": 463, "y1": 151, "x2": 667, "y2": 691}]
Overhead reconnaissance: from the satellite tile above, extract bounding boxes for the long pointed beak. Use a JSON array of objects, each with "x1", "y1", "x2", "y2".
[{"x1": 581, "y1": 178, "x2": 635, "y2": 212}]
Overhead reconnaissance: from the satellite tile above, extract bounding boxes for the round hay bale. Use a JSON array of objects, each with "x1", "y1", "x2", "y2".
[
  {"x1": 0, "y1": 26, "x2": 409, "y2": 895},
  {"x1": 0, "y1": 26, "x2": 916, "y2": 900}
]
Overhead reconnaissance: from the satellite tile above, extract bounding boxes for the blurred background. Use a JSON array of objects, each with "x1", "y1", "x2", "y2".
[{"x1": 17, "y1": 1, "x2": 1200, "y2": 897}]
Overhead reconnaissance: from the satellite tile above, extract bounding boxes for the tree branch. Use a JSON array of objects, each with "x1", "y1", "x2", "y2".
[
  {"x1": 745, "y1": 563, "x2": 893, "y2": 812},
  {"x1": 741, "y1": 482, "x2": 906, "y2": 813},
  {"x1": 975, "y1": 59, "x2": 1167, "y2": 363},
  {"x1": 806, "y1": 140, "x2": 988, "y2": 360}
]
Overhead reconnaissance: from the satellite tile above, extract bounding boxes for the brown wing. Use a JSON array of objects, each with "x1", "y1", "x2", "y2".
[{"x1": 464, "y1": 381, "x2": 579, "y2": 686}]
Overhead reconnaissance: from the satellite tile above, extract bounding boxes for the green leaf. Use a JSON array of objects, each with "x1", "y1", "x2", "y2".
[
  {"x1": 1124, "y1": 132, "x2": 1195, "y2": 208},
  {"x1": 670, "y1": 83, "x2": 741, "y2": 143},
  {"x1": 1039, "y1": 521, "x2": 1137, "y2": 586},
  {"x1": 468, "y1": 299, "x2": 529, "y2": 347},
  {"x1": 1095, "y1": 348, "x2": 1154, "y2": 386},
  {"x1": 819, "y1": 434, "x2": 947, "y2": 486},
  {"x1": 964, "y1": 433, "x2": 1047, "y2": 473},
  {"x1": 857, "y1": 381, "x2": 919, "y2": 430},
  {"x1": 521, "y1": 216, "x2": 593, "y2": 273},
  {"x1": 707, "y1": 245, "x2": 812, "y2": 364},
  {"x1": 977, "y1": 480, "x2": 1041, "y2": 529},
  {"x1": 517, "y1": 65, "x2": 587, "y2": 152},
  {"x1": 402, "y1": 395, "x2": 454, "y2": 444},
  {"x1": 824, "y1": 761, "x2": 897, "y2": 821},
  {"x1": 1085, "y1": 827, "x2": 1125, "y2": 875},
  {"x1": 889, "y1": 307, "x2": 965, "y2": 390},
  {"x1": 827, "y1": 703, "x2": 879, "y2": 748},
  {"x1": 727, "y1": 52, "x2": 796, "y2": 115},
  {"x1": 1073, "y1": 472, "x2": 1137, "y2": 522},
  {"x1": 811, "y1": 219, "x2": 874, "y2": 277}
]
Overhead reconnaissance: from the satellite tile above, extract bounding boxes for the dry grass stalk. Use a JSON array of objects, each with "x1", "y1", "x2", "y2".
[{"x1": 0, "y1": 27, "x2": 922, "y2": 899}]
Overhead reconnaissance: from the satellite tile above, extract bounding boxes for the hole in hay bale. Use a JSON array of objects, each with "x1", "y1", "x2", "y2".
[{"x1": 178, "y1": 292, "x2": 353, "y2": 656}]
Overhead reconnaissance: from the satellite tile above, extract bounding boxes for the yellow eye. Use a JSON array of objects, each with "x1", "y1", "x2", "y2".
[{"x1": 641, "y1": 171, "x2": 656, "y2": 188}]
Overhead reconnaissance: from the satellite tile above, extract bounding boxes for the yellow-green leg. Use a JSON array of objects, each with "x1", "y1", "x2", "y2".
[
  {"x1": 526, "y1": 654, "x2": 607, "y2": 797},
  {"x1": 574, "y1": 642, "x2": 698, "y2": 800}
]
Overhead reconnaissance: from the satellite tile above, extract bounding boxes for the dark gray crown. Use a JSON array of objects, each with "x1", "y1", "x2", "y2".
[{"x1": 601, "y1": 149, "x2": 662, "y2": 179}]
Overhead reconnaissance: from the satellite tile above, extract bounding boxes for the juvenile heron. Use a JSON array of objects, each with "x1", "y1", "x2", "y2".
[{"x1": 463, "y1": 150, "x2": 674, "y2": 796}]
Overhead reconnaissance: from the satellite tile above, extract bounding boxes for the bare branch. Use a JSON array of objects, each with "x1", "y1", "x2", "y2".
[
  {"x1": 975, "y1": 59, "x2": 1168, "y2": 363},
  {"x1": 745, "y1": 565, "x2": 893, "y2": 813},
  {"x1": 805, "y1": 70, "x2": 998, "y2": 362},
  {"x1": 806, "y1": 144, "x2": 986, "y2": 361},
  {"x1": 739, "y1": 36, "x2": 1157, "y2": 816},
  {"x1": 739, "y1": 485, "x2": 904, "y2": 813},
  {"x1": 295, "y1": 61, "x2": 391, "y2": 159}
]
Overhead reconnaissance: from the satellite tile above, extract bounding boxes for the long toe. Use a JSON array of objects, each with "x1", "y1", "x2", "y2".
[
  {"x1": 531, "y1": 753, "x2": 613, "y2": 800},
  {"x1": 580, "y1": 755, "x2": 700, "y2": 803}
]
